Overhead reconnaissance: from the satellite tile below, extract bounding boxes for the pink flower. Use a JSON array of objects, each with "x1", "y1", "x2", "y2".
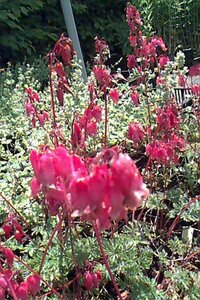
[
  {"x1": 129, "y1": 35, "x2": 137, "y2": 47},
  {"x1": 2, "y1": 224, "x2": 12, "y2": 238},
  {"x1": 83, "y1": 270, "x2": 102, "y2": 290},
  {"x1": 158, "y1": 55, "x2": 169, "y2": 69},
  {"x1": 150, "y1": 37, "x2": 167, "y2": 52},
  {"x1": 146, "y1": 140, "x2": 179, "y2": 165},
  {"x1": 25, "y1": 103, "x2": 35, "y2": 117},
  {"x1": 72, "y1": 122, "x2": 82, "y2": 148},
  {"x1": 84, "y1": 105, "x2": 102, "y2": 123},
  {"x1": 86, "y1": 121, "x2": 98, "y2": 136},
  {"x1": 94, "y1": 37, "x2": 109, "y2": 57},
  {"x1": 127, "y1": 122, "x2": 145, "y2": 146},
  {"x1": 191, "y1": 85, "x2": 200, "y2": 96},
  {"x1": 93, "y1": 67, "x2": 112, "y2": 87},
  {"x1": 14, "y1": 231, "x2": 25, "y2": 243},
  {"x1": 130, "y1": 92, "x2": 139, "y2": 106},
  {"x1": 38, "y1": 114, "x2": 45, "y2": 126},
  {"x1": 189, "y1": 64, "x2": 200, "y2": 77},
  {"x1": 111, "y1": 153, "x2": 149, "y2": 209},
  {"x1": 84, "y1": 271, "x2": 94, "y2": 290},
  {"x1": 156, "y1": 104, "x2": 180, "y2": 131},
  {"x1": 15, "y1": 282, "x2": 28, "y2": 300},
  {"x1": 91, "y1": 271, "x2": 102, "y2": 288},
  {"x1": 70, "y1": 164, "x2": 107, "y2": 217},
  {"x1": 91, "y1": 105, "x2": 102, "y2": 122},
  {"x1": 178, "y1": 75, "x2": 186, "y2": 87},
  {"x1": 30, "y1": 149, "x2": 56, "y2": 186},
  {"x1": 54, "y1": 62, "x2": 65, "y2": 78},
  {"x1": 56, "y1": 88, "x2": 64, "y2": 106},
  {"x1": 2, "y1": 248, "x2": 14, "y2": 266},
  {"x1": 26, "y1": 274, "x2": 40, "y2": 295},
  {"x1": 127, "y1": 54, "x2": 137, "y2": 69},
  {"x1": 109, "y1": 89, "x2": 120, "y2": 104},
  {"x1": 156, "y1": 76, "x2": 165, "y2": 86},
  {"x1": 30, "y1": 177, "x2": 41, "y2": 197}
]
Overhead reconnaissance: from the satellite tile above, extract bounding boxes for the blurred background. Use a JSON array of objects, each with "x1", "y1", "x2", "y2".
[{"x1": 0, "y1": 0, "x2": 199, "y2": 69}]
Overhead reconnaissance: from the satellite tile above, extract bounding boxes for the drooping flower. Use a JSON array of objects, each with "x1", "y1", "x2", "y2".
[
  {"x1": 15, "y1": 282, "x2": 28, "y2": 300},
  {"x1": 93, "y1": 66, "x2": 112, "y2": 87},
  {"x1": 127, "y1": 54, "x2": 137, "y2": 69},
  {"x1": 156, "y1": 103, "x2": 180, "y2": 131},
  {"x1": 109, "y1": 89, "x2": 120, "y2": 104},
  {"x1": 158, "y1": 55, "x2": 169, "y2": 69},
  {"x1": 111, "y1": 153, "x2": 149, "y2": 210},
  {"x1": 127, "y1": 122, "x2": 145, "y2": 146},
  {"x1": 26, "y1": 274, "x2": 40, "y2": 295},
  {"x1": 130, "y1": 92, "x2": 139, "y2": 106}
]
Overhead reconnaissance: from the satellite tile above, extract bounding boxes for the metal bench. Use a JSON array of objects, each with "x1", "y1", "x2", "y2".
[{"x1": 173, "y1": 87, "x2": 192, "y2": 107}]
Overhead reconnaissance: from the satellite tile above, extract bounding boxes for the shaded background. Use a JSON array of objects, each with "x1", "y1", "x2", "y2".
[{"x1": 0, "y1": 0, "x2": 200, "y2": 66}]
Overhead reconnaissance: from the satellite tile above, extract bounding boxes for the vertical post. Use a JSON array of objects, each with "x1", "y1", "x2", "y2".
[{"x1": 60, "y1": 0, "x2": 87, "y2": 82}]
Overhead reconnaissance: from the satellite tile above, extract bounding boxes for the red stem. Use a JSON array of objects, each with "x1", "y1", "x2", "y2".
[
  {"x1": 4, "y1": 275, "x2": 18, "y2": 300},
  {"x1": 166, "y1": 195, "x2": 200, "y2": 239},
  {"x1": 104, "y1": 92, "x2": 108, "y2": 148},
  {"x1": 69, "y1": 219, "x2": 81, "y2": 299},
  {"x1": 49, "y1": 53, "x2": 58, "y2": 146},
  {"x1": 38, "y1": 218, "x2": 62, "y2": 274},
  {"x1": 93, "y1": 222, "x2": 122, "y2": 300},
  {"x1": 0, "y1": 192, "x2": 28, "y2": 225}
]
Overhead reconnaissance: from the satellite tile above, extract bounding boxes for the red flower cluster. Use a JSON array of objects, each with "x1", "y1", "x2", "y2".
[
  {"x1": 127, "y1": 122, "x2": 145, "y2": 147},
  {"x1": 72, "y1": 103, "x2": 102, "y2": 148},
  {"x1": 126, "y1": 4, "x2": 168, "y2": 76},
  {"x1": 158, "y1": 55, "x2": 169, "y2": 69},
  {"x1": 53, "y1": 34, "x2": 75, "y2": 67},
  {"x1": 93, "y1": 66, "x2": 112, "y2": 88},
  {"x1": 156, "y1": 103, "x2": 180, "y2": 131},
  {"x1": 146, "y1": 134, "x2": 185, "y2": 165},
  {"x1": 146, "y1": 103, "x2": 185, "y2": 165},
  {"x1": 25, "y1": 88, "x2": 49, "y2": 128},
  {"x1": 30, "y1": 147, "x2": 149, "y2": 230},
  {"x1": 191, "y1": 84, "x2": 200, "y2": 96},
  {"x1": 94, "y1": 37, "x2": 110, "y2": 63},
  {"x1": 189, "y1": 63, "x2": 200, "y2": 77},
  {"x1": 54, "y1": 61, "x2": 73, "y2": 106},
  {"x1": 0, "y1": 246, "x2": 40, "y2": 300},
  {"x1": 126, "y1": 3, "x2": 142, "y2": 32}
]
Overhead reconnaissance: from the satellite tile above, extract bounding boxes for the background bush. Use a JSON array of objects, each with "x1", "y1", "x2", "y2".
[{"x1": 0, "y1": 0, "x2": 200, "y2": 66}]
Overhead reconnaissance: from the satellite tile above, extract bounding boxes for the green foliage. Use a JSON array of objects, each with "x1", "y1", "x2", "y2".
[{"x1": 0, "y1": 0, "x2": 65, "y2": 64}]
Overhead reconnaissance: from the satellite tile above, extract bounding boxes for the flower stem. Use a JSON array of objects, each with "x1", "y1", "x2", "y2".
[
  {"x1": 0, "y1": 192, "x2": 28, "y2": 225},
  {"x1": 4, "y1": 276, "x2": 18, "y2": 300},
  {"x1": 49, "y1": 53, "x2": 58, "y2": 147},
  {"x1": 166, "y1": 195, "x2": 200, "y2": 239},
  {"x1": 104, "y1": 92, "x2": 108, "y2": 148},
  {"x1": 93, "y1": 222, "x2": 122, "y2": 300},
  {"x1": 38, "y1": 217, "x2": 62, "y2": 274}
]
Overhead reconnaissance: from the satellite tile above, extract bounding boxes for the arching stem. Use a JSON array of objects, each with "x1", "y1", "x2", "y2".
[{"x1": 93, "y1": 222, "x2": 122, "y2": 300}]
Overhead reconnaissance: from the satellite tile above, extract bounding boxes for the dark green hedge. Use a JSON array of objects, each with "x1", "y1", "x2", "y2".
[{"x1": 0, "y1": 0, "x2": 199, "y2": 65}]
